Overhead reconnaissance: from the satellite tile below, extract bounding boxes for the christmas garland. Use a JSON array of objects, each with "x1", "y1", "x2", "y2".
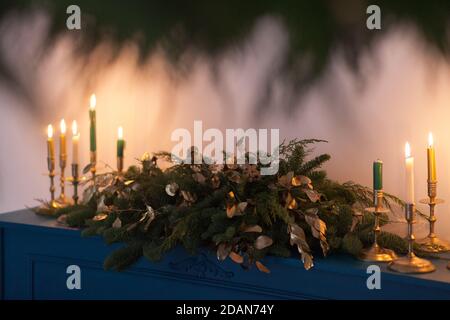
[{"x1": 36, "y1": 139, "x2": 412, "y2": 273}]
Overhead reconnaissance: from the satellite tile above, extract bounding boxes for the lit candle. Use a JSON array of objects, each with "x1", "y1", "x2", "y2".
[
  {"x1": 427, "y1": 132, "x2": 436, "y2": 182},
  {"x1": 89, "y1": 94, "x2": 96, "y2": 153},
  {"x1": 72, "y1": 120, "x2": 79, "y2": 164},
  {"x1": 405, "y1": 142, "x2": 414, "y2": 204},
  {"x1": 117, "y1": 126, "x2": 124, "y2": 157},
  {"x1": 47, "y1": 124, "x2": 55, "y2": 164},
  {"x1": 60, "y1": 119, "x2": 67, "y2": 162},
  {"x1": 373, "y1": 159, "x2": 383, "y2": 190}
]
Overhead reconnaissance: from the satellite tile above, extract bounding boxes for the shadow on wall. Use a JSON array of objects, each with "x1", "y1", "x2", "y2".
[{"x1": 0, "y1": 11, "x2": 450, "y2": 239}]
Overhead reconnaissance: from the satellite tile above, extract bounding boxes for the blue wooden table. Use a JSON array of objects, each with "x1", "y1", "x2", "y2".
[{"x1": 1, "y1": 209, "x2": 450, "y2": 300}]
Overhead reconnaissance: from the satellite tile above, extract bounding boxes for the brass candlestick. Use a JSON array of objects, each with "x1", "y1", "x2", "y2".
[
  {"x1": 389, "y1": 203, "x2": 436, "y2": 274},
  {"x1": 46, "y1": 155, "x2": 59, "y2": 208},
  {"x1": 417, "y1": 180, "x2": 450, "y2": 253},
  {"x1": 117, "y1": 156, "x2": 124, "y2": 173},
  {"x1": 359, "y1": 190, "x2": 397, "y2": 262},
  {"x1": 71, "y1": 163, "x2": 80, "y2": 205},
  {"x1": 56, "y1": 151, "x2": 69, "y2": 206}
]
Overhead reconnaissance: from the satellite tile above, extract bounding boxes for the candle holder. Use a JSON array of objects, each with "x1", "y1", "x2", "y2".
[
  {"x1": 417, "y1": 180, "x2": 450, "y2": 253},
  {"x1": 90, "y1": 151, "x2": 97, "y2": 183},
  {"x1": 45, "y1": 155, "x2": 60, "y2": 209},
  {"x1": 117, "y1": 156, "x2": 124, "y2": 173},
  {"x1": 389, "y1": 204, "x2": 436, "y2": 274},
  {"x1": 71, "y1": 164, "x2": 80, "y2": 205},
  {"x1": 358, "y1": 190, "x2": 397, "y2": 262},
  {"x1": 56, "y1": 152, "x2": 70, "y2": 206}
]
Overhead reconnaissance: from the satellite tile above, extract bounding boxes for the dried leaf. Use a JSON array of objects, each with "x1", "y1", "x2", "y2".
[
  {"x1": 217, "y1": 243, "x2": 231, "y2": 261},
  {"x1": 92, "y1": 213, "x2": 108, "y2": 221},
  {"x1": 181, "y1": 190, "x2": 196, "y2": 203},
  {"x1": 211, "y1": 175, "x2": 221, "y2": 189},
  {"x1": 351, "y1": 212, "x2": 363, "y2": 232},
  {"x1": 226, "y1": 204, "x2": 236, "y2": 218},
  {"x1": 124, "y1": 180, "x2": 135, "y2": 186},
  {"x1": 304, "y1": 189, "x2": 321, "y2": 203},
  {"x1": 228, "y1": 171, "x2": 241, "y2": 183},
  {"x1": 278, "y1": 171, "x2": 294, "y2": 188},
  {"x1": 126, "y1": 222, "x2": 139, "y2": 232},
  {"x1": 291, "y1": 175, "x2": 311, "y2": 187},
  {"x1": 112, "y1": 217, "x2": 122, "y2": 228},
  {"x1": 229, "y1": 251, "x2": 244, "y2": 264},
  {"x1": 192, "y1": 172, "x2": 206, "y2": 184},
  {"x1": 82, "y1": 163, "x2": 93, "y2": 174},
  {"x1": 288, "y1": 223, "x2": 314, "y2": 270},
  {"x1": 242, "y1": 225, "x2": 263, "y2": 233},
  {"x1": 97, "y1": 195, "x2": 109, "y2": 213},
  {"x1": 165, "y1": 182, "x2": 179, "y2": 196},
  {"x1": 255, "y1": 235, "x2": 273, "y2": 250},
  {"x1": 237, "y1": 202, "x2": 247, "y2": 213},
  {"x1": 305, "y1": 209, "x2": 329, "y2": 256},
  {"x1": 286, "y1": 193, "x2": 298, "y2": 210},
  {"x1": 255, "y1": 261, "x2": 271, "y2": 274},
  {"x1": 82, "y1": 185, "x2": 95, "y2": 205}
]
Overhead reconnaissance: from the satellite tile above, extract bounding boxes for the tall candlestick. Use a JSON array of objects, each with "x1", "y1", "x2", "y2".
[
  {"x1": 46, "y1": 124, "x2": 56, "y2": 206},
  {"x1": 405, "y1": 142, "x2": 414, "y2": 204},
  {"x1": 58, "y1": 119, "x2": 68, "y2": 204},
  {"x1": 72, "y1": 120, "x2": 79, "y2": 164},
  {"x1": 373, "y1": 159, "x2": 383, "y2": 191},
  {"x1": 117, "y1": 126, "x2": 124, "y2": 172},
  {"x1": 427, "y1": 132, "x2": 436, "y2": 182}
]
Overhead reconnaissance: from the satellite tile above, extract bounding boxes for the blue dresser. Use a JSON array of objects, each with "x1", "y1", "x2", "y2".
[{"x1": 1, "y1": 209, "x2": 450, "y2": 300}]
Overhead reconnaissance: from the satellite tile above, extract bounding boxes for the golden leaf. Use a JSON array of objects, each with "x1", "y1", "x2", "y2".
[
  {"x1": 228, "y1": 191, "x2": 235, "y2": 199},
  {"x1": 140, "y1": 152, "x2": 151, "y2": 162},
  {"x1": 255, "y1": 261, "x2": 271, "y2": 274},
  {"x1": 229, "y1": 251, "x2": 244, "y2": 264},
  {"x1": 124, "y1": 180, "x2": 135, "y2": 186},
  {"x1": 255, "y1": 235, "x2": 273, "y2": 250},
  {"x1": 304, "y1": 209, "x2": 329, "y2": 256},
  {"x1": 291, "y1": 175, "x2": 311, "y2": 187},
  {"x1": 286, "y1": 192, "x2": 298, "y2": 210},
  {"x1": 278, "y1": 171, "x2": 294, "y2": 188},
  {"x1": 288, "y1": 223, "x2": 314, "y2": 270},
  {"x1": 226, "y1": 204, "x2": 236, "y2": 218}
]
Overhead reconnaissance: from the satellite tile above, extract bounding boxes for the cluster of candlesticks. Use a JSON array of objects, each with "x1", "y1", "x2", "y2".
[
  {"x1": 45, "y1": 94, "x2": 125, "y2": 208},
  {"x1": 366, "y1": 133, "x2": 450, "y2": 273}
]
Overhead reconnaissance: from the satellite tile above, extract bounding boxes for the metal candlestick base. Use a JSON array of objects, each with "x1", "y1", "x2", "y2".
[
  {"x1": 389, "y1": 254, "x2": 436, "y2": 274},
  {"x1": 418, "y1": 185, "x2": 450, "y2": 253},
  {"x1": 389, "y1": 204, "x2": 436, "y2": 274},
  {"x1": 358, "y1": 191, "x2": 397, "y2": 262}
]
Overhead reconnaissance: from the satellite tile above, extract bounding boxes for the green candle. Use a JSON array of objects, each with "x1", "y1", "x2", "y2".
[
  {"x1": 373, "y1": 159, "x2": 383, "y2": 190},
  {"x1": 117, "y1": 126, "x2": 124, "y2": 157},
  {"x1": 89, "y1": 94, "x2": 96, "y2": 152}
]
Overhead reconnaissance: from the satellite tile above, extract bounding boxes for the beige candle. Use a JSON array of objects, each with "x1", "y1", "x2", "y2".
[
  {"x1": 72, "y1": 120, "x2": 79, "y2": 164},
  {"x1": 60, "y1": 119, "x2": 67, "y2": 164},
  {"x1": 405, "y1": 142, "x2": 414, "y2": 204}
]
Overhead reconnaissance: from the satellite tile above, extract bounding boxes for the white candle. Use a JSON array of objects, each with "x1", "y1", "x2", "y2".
[
  {"x1": 72, "y1": 120, "x2": 79, "y2": 164},
  {"x1": 404, "y1": 142, "x2": 415, "y2": 204}
]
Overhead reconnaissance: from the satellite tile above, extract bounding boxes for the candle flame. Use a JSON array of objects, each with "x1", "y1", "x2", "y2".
[
  {"x1": 47, "y1": 124, "x2": 53, "y2": 138},
  {"x1": 60, "y1": 119, "x2": 66, "y2": 134},
  {"x1": 118, "y1": 126, "x2": 123, "y2": 139},
  {"x1": 405, "y1": 142, "x2": 411, "y2": 158},
  {"x1": 90, "y1": 94, "x2": 96, "y2": 110},
  {"x1": 428, "y1": 132, "x2": 434, "y2": 148},
  {"x1": 72, "y1": 120, "x2": 78, "y2": 136}
]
